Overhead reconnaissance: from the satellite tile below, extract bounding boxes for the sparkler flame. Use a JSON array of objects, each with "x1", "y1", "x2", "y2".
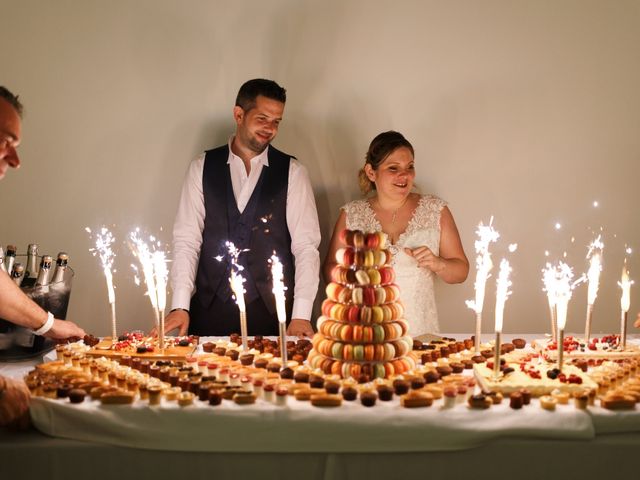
[
  {"x1": 586, "y1": 235, "x2": 604, "y2": 305},
  {"x1": 270, "y1": 253, "x2": 288, "y2": 324},
  {"x1": 220, "y1": 241, "x2": 248, "y2": 313},
  {"x1": 87, "y1": 227, "x2": 116, "y2": 305},
  {"x1": 153, "y1": 250, "x2": 168, "y2": 313},
  {"x1": 542, "y1": 263, "x2": 557, "y2": 308},
  {"x1": 87, "y1": 226, "x2": 118, "y2": 341},
  {"x1": 128, "y1": 229, "x2": 159, "y2": 321},
  {"x1": 128, "y1": 228, "x2": 170, "y2": 325},
  {"x1": 494, "y1": 259, "x2": 512, "y2": 333},
  {"x1": 465, "y1": 217, "x2": 500, "y2": 314},
  {"x1": 549, "y1": 262, "x2": 584, "y2": 331},
  {"x1": 619, "y1": 261, "x2": 633, "y2": 313}
]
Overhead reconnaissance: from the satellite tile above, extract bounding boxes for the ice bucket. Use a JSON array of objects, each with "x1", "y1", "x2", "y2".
[{"x1": 0, "y1": 266, "x2": 74, "y2": 361}]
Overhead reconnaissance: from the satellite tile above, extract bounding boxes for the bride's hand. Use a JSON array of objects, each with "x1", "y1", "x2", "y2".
[{"x1": 404, "y1": 246, "x2": 445, "y2": 274}]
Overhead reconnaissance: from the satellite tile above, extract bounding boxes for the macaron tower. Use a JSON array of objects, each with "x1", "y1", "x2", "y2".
[{"x1": 308, "y1": 229, "x2": 416, "y2": 379}]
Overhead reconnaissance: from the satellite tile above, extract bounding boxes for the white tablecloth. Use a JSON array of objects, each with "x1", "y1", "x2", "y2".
[
  {"x1": 7, "y1": 334, "x2": 640, "y2": 453},
  {"x1": 3, "y1": 334, "x2": 640, "y2": 480},
  {"x1": 30, "y1": 392, "x2": 594, "y2": 453}
]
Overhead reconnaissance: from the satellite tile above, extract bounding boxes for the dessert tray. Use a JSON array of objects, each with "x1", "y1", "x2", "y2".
[
  {"x1": 532, "y1": 335, "x2": 640, "y2": 362},
  {"x1": 473, "y1": 361, "x2": 598, "y2": 397},
  {"x1": 83, "y1": 332, "x2": 198, "y2": 360}
]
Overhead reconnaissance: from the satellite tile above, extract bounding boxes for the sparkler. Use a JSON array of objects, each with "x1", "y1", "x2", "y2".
[
  {"x1": 465, "y1": 217, "x2": 500, "y2": 353},
  {"x1": 129, "y1": 228, "x2": 169, "y2": 349},
  {"x1": 87, "y1": 227, "x2": 117, "y2": 343},
  {"x1": 542, "y1": 263, "x2": 558, "y2": 342},
  {"x1": 153, "y1": 250, "x2": 168, "y2": 350},
  {"x1": 217, "y1": 241, "x2": 249, "y2": 351},
  {"x1": 550, "y1": 262, "x2": 584, "y2": 372},
  {"x1": 270, "y1": 253, "x2": 288, "y2": 366},
  {"x1": 618, "y1": 260, "x2": 633, "y2": 349},
  {"x1": 584, "y1": 235, "x2": 604, "y2": 343},
  {"x1": 493, "y1": 259, "x2": 512, "y2": 379}
]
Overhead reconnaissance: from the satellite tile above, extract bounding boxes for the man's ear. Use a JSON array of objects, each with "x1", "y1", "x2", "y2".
[{"x1": 233, "y1": 105, "x2": 244, "y2": 124}]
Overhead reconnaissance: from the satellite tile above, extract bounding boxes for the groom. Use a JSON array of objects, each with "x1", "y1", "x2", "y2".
[{"x1": 164, "y1": 79, "x2": 320, "y2": 338}]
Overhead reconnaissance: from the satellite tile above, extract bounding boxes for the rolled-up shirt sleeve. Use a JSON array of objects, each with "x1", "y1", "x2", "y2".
[
  {"x1": 287, "y1": 160, "x2": 321, "y2": 321},
  {"x1": 170, "y1": 154, "x2": 205, "y2": 311}
]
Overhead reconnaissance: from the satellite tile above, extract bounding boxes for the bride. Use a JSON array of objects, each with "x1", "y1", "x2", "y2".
[{"x1": 323, "y1": 131, "x2": 469, "y2": 336}]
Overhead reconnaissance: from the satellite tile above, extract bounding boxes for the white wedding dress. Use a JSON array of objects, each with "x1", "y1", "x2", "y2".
[{"x1": 342, "y1": 194, "x2": 446, "y2": 336}]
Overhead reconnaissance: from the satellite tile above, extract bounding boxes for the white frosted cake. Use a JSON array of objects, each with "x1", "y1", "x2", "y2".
[
  {"x1": 532, "y1": 335, "x2": 640, "y2": 362},
  {"x1": 474, "y1": 361, "x2": 597, "y2": 397}
]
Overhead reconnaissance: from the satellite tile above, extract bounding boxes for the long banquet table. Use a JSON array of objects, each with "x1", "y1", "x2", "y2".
[{"x1": 1, "y1": 334, "x2": 640, "y2": 480}]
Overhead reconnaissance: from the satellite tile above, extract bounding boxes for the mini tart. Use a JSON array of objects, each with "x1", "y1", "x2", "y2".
[
  {"x1": 487, "y1": 391, "x2": 503, "y2": 405},
  {"x1": 178, "y1": 391, "x2": 195, "y2": 407},
  {"x1": 424, "y1": 384, "x2": 443, "y2": 399},
  {"x1": 148, "y1": 385, "x2": 164, "y2": 405},
  {"x1": 573, "y1": 390, "x2": 589, "y2": 410},
  {"x1": 539, "y1": 395, "x2": 557, "y2": 411},
  {"x1": 468, "y1": 394, "x2": 491, "y2": 409},
  {"x1": 164, "y1": 386, "x2": 182, "y2": 401},
  {"x1": 551, "y1": 390, "x2": 570, "y2": 405}
]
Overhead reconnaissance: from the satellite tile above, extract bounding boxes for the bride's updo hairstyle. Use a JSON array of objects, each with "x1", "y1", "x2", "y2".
[{"x1": 358, "y1": 131, "x2": 415, "y2": 195}]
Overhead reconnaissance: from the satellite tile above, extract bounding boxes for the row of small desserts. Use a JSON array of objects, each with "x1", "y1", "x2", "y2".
[
  {"x1": 32, "y1": 342, "x2": 635, "y2": 411},
  {"x1": 27, "y1": 352, "x2": 479, "y2": 409},
  {"x1": 416, "y1": 336, "x2": 640, "y2": 410}
]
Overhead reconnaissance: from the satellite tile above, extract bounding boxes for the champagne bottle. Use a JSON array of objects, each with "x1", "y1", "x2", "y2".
[
  {"x1": 22, "y1": 243, "x2": 39, "y2": 286},
  {"x1": 50, "y1": 252, "x2": 69, "y2": 284},
  {"x1": 4, "y1": 244, "x2": 16, "y2": 273},
  {"x1": 11, "y1": 262, "x2": 24, "y2": 286},
  {"x1": 35, "y1": 255, "x2": 53, "y2": 287}
]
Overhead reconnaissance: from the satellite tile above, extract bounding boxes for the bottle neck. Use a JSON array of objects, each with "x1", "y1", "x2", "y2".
[
  {"x1": 51, "y1": 264, "x2": 67, "y2": 284},
  {"x1": 35, "y1": 257, "x2": 53, "y2": 287},
  {"x1": 25, "y1": 254, "x2": 39, "y2": 278}
]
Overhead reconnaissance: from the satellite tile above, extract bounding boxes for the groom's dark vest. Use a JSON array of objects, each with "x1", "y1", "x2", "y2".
[{"x1": 192, "y1": 145, "x2": 295, "y2": 320}]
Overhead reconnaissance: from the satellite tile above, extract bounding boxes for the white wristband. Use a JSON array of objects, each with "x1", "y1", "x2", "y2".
[{"x1": 33, "y1": 312, "x2": 55, "y2": 336}]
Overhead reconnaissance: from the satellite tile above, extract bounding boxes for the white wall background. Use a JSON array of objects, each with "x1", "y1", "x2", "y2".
[{"x1": 1, "y1": 0, "x2": 638, "y2": 336}]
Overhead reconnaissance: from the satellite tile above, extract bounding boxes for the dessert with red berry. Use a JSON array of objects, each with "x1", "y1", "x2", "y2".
[
  {"x1": 533, "y1": 334, "x2": 640, "y2": 362},
  {"x1": 85, "y1": 330, "x2": 199, "y2": 360}
]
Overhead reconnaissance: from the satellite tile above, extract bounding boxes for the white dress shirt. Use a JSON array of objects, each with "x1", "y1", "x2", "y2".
[{"x1": 170, "y1": 140, "x2": 321, "y2": 321}]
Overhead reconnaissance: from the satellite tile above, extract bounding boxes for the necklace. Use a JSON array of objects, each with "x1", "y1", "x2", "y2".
[{"x1": 376, "y1": 197, "x2": 408, "y2": 225}]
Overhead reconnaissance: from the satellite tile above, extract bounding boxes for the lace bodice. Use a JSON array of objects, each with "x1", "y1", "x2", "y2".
[{"x1": 342, "y1": 194, "x2": 446, "y2": 335}]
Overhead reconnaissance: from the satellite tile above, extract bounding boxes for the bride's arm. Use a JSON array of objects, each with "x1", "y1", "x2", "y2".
[
  {"x1": 436, "y1": 206, "x2": 469, "y2": 283},
  {"x1": 322, "y1": 210, "x2": 347, "y2": 284},
  {"x1": 404, "y1": 206, "x2": 469, "y2": 284}
]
